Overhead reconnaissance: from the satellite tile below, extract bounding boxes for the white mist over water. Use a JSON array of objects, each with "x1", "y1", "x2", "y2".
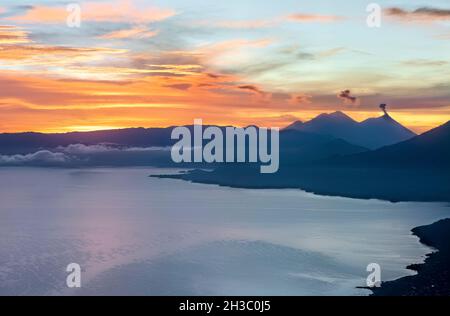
[{"x1": 0, "y1": 167, "x2": 449, "y2": 296}]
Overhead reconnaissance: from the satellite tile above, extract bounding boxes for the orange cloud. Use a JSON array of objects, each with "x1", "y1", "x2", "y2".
[
  {"x1": 0, "y1": 23, "x2": 128, "y2": 71},
  {"x1": 201, "y1": 19, "x2": 276, "y2": 29},
  {"x1": 385, "y1": 7, "x2": 450, "y2": 22},
  {"x1": 0, "y1": 69, "x2": 448, "y2": 134},
  {"x1": 195, "y1": 38, "x2": 274, "y2": 67},
  {"x1": 238, "y1": 85, "x2": 266, "y2": 95},
  {"x1": 9, "y1": 0, "x2": 176, "y2": 24},
  {"x1": 0, "y1": 43, "x2": 127, "y2": 72},
  {"x1": 198, "y1": 12, "x2": 344, "y2": 30},
  {"x1": 0, "y1": 25, "x2": 31, "y2": 44},
  {"x1": 287, "y1": 13, "x2": 343, "y2": 23},
  {"x1": 11, "y1": 6, "x2": 65, "y2": 24},
  {"x1": 0, "y1": 66, "x2": 300, "y2": 129},
  {"x1": 1, "y1": 8, "x2": 448, "y2": 134},
  {"x1": 99, "y1": 25, "x2": 158, "y2": 39}
]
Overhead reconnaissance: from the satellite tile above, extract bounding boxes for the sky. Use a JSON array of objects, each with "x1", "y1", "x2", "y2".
[{"x1": 0, "y1": 0, "x2": 449, "y2": 133}]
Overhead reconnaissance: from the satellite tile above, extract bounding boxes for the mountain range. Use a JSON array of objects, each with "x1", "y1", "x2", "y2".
[
  {"x1": 329, "y1": 120, "x2": 450, "y2": 168},
  {"x1": 285, "y1": 111, "x2": 416, "y2": 149},
  {"x1": 2, "y1": 111, "x2": 449, "y2": 202},
  {"x1": 0, "y1": 110, "x2": 415, "y2": 155},
  {"x1": 0, "y1": 126, "x2": 367, "y2": 168},
  {"x1": 156, "y1": 120, "x2": 450, "y2": 202}
]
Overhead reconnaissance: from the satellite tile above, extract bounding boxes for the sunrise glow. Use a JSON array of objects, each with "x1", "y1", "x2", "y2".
[{"x1": 1, "y1": 0, "x2": 449, "y2": 134}]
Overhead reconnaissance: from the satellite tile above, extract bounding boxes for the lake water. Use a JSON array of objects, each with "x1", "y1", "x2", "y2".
[{"x1": 0, "y1": 167, "x2": 449, "y2": 296}]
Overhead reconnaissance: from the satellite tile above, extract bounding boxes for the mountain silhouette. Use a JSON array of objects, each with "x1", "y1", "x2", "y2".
[
  {"x1": 331, "y1": 120, "x2": 450, "y2": 168},
  {"x1": 0, "y1": 128, "x2": 175, "y2": 154},
  {"x1": 279, "y1": 130, "x2": 367, "y2": 165},
  {"x1": 0, "y1": 110, "x2": 416, "y2": 154},
  {"x1": 157, "y1": 120, "x2": 450, "y2": 202},
  {"x1": 285, "y1": 111, "x2": 357, "y2": 136},
  {"x1": 285, "y1": 111, "x2": 416, "y2": 149},
  {"x1": 0, "y1": 125, "x2": 367, "y2": 168}
]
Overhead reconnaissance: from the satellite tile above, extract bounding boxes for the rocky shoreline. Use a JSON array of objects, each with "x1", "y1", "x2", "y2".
[{"x1": 370, "y1": 218, "x2": 450, "y2": 296}]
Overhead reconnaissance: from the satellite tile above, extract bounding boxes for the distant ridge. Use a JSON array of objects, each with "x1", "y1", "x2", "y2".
[
  {"x1": 284, "y1": 110, "x2": 416, "y2": 149},
  {"x1": 0, "y1": 127, "x2": 175, "y2": 154},
  {"x1": 331, "y1": 120, "x2": 450, "y2": 168},
  {"x1": 156, "y1": 119, "x2": 450, "y2": 202}
]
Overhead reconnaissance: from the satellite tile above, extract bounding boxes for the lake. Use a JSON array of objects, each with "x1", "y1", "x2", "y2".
[{"x1": 0, "y1": 167, "x2": 449, "y2": 295}]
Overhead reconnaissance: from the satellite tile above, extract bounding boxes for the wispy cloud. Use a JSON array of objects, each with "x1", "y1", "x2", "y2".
[
  {"x1": 199, "y1": 19, "x2": 276, "y2": 29},
  {"x1": 401, "y1": 59, "x2": 448, "y2": 67},
  {"x1": 199, "y1": 12, "x2": 343, "y2": 30},
  {"x1": 164, "y1": 83, "x2": 192, "y2": 91},
  {"x1": 0, "y1": 25, "x2": 30, "y2": 44},
  {"x1": 8, "y1": 0, "x2": 176, "y2": 24},
  {"x1": 238, "y1": 85, "x2": 266, "y2": 95},
  {"x1": 0, "y1": 44, "x2": 125, "y2": 62},
  {"x1": 58, "y1": 144, "x2": 170, "y2": 155},
  {"x1": 0, "y1": 150, "x2": 70, "y2": 165},
  {"x1": 0, "y1": 144, "x2": 171, "y2": 166},
  {"x1": 99, "y1": 26, "x2": 158, "y2": 40},
  {"x1": 337, "y1": 90, "x2": 358, "y2": 104},
  {"x1": 386, "y1": 6, "x2": 450, "y2": 22},
  {"x1": 0, "y1": 1, "x2": 449, "y2": 133},
  {"x1": 287, "y1": 13, "x2": 343, "y2": 23}
]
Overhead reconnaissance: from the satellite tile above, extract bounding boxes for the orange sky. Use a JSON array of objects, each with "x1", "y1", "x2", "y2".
[{"x1": 1, "y1": 1, "x2": 449, "y2": 134}]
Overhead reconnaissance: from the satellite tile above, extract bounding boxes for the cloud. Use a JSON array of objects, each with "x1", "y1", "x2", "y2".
[
  {"x1": 57, "y1": 144, "x2": 170, "y2": 154},
  {"x1": 401, "y1": 59, "x2": 448, "y2": 67},
  {"x1": 238, "y1": 85, "x2": 265, "y2": 95},
  {"x1": 57, "y1": 144, "x2": 116, "y2": 155},
  {"x1": 99, "y1": 26, "x2": 158, "y2": 39},
  {"x1": 202, "y1": 19, "x2": 276, "y2": 29},
  {"x1": 338, "y1": 90, "x2": 358, "y2": 104},
  {"x1": 198, "y1": 12, "x2": 343, "y2": 30},
  {"x1": 287, "y1": 14, "x2": 343, "y2": 23},
  {"x1": 317, "y1": 47, "x2": 346, "y2": 58},
  {"x1": 385, "y1": 7, "x2": 450, "y2": 22},
  {"x1": 0, "y1": 145, "x2": 171, "y2": 166},
  {"x1": 271, "y1": 93, "x2": 291, "y2": 101},
  {"x1": 206, "y1": 73, "x2": 222, "y2": 79},
  {"x1": 0, "y1": 44, "x2": 125, "y2": 62},
  {"x1": 294, "y1": 95, "x2": 312, "y2": 104},
  {"x1": 9, "y1": 0, "x2": 176, "y2": 24},
  {"x1": 0, "y1": 24, "x2": 126, "y2": 67},
  {"x1": 164, "y1": 83, "x2": 192, "y2": 91},
  {"x1": 435, "y1": 33, "x2": 450, "y2": 40},
  {"x1": 196, "y1": 38, "x2": 274, "y2": 66},
  {"x1": 0, "y1": 150, "x2": 70, "y2": 165},
  {"x1": 0, "y1": 25, "x2": 30, "y2": 44}
]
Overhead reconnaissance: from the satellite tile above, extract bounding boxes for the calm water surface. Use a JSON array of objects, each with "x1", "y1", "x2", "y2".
[{"x1": 0, "y1": 167, "x2": 449, "y2": 295}]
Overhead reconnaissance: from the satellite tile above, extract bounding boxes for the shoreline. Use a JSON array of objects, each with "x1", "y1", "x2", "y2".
[
  {"x1": 151, "y1": 169, "x2": 450, "y2": 203},
  {"x1": 154, "y1": 172, "x2": 450, "y2": 296},
  {"x1": 369, "y1": 218, "x2": 450, "y2": 296}
]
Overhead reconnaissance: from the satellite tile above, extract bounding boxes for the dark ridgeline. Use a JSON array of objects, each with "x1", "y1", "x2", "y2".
[
  {"x1": 0, "y1": 127, "x2": 176, "y2": 155},
  {"x1": 0, "y1": 125, "x2": 367, "y2": 168},
  {"x1": 284, "y1": 108, "x2": 416, "y2": 149},
  {"x1": 156, "y1": 113, "x2": 450, "y2": 203},
  {"x1": 1, "y1": 108, "x2": 449, "y2": 201},
  {"x1": 0, "y1": 106, "x2": 413, "y2": 154}
]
